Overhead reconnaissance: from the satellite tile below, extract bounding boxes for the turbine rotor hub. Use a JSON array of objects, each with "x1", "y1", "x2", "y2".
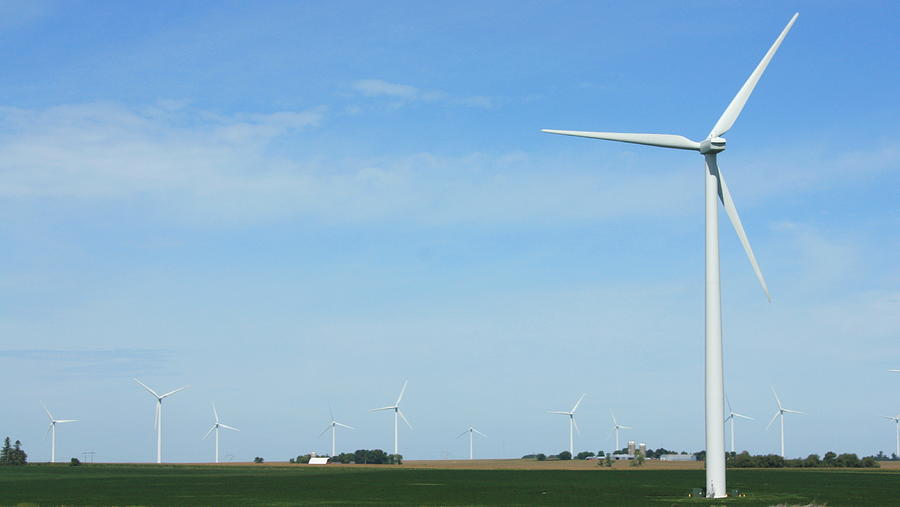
[{"x1": 699, "y1": 137, "x2": 727, "y2": 154}]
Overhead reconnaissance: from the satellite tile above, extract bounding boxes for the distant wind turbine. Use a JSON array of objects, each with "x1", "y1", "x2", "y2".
[
  {"x1": 724, "y1": 398, "x2": 753, "y2": 453},
  {"x1": 549, "y1": 394, "x2": 585, "y2": 456},
  {"x1": 370, "y1": 380, "x2": 411, "y2": 455},
  {"x1": 457, "y1": 426, "x2": 487, "y2": 460},
  {"x1": 610, "y1": 410, "x2": 631, "y2": 452},
  {"x1": 542, "y1": 13, "x2": 798, "y2": 499},
  {"x1": 766, "y1": 387, "x2": 803, "y2": 457},
  {"x1": 881, "y1": 414, "x2": 900, "y2": 456},
  {"x1": 320, "y1": 407, "x2": 353, "y2": 457},
  {"x1": 203, "y1": 403, "x2": 239, "y2": 464},
  {"x1": 134, "y1": 378, "x2": 188, "y2": 463},
  {"x1": 42, "y1": 403, "x2": 76, "y2": 463}
]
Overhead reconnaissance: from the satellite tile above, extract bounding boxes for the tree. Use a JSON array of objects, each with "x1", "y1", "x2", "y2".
[
  {"x1": 2, "y1": 439, "x2": 28, "y2": 466},
  {"x1": 603, "y1": 453, "x2": 613, "y2": 467},
  {"x1": 70, "y1": 457, "x2": 81, "y2": 466},
  {"x1": 253, "y1": 457, "x2": 264, "y2": 464},
  {"x1": 693, "y1": 450, "x2": 706, "y2": 461},
  {"x1": 575, "y1": 451, "x2": 595, "y2": 460},
  {"x1": 536, "y1": 453, "x2": 547, "y2": 461},
  {"x1": 0, "y1": 437, "x2": 10, "y2": 465},
  {"x1": 596, "y1": 450, "x2": 605, "y2": 457},
  {"x1": 557, "y1": 451, "x2": 572, "y2": 460},
  {"x1": 823, "y1": 451, "x2": 837, "y2": 466}
]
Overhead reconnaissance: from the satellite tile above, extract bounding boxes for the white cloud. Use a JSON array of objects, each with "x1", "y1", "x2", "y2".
[{"x1": 351, "y1": 78, "x2": 494, "y2": 109}]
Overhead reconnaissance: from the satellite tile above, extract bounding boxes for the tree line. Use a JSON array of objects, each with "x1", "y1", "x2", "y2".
[
  {"x1": 0, "y1": 437, "x2": 27, "y2": 465},
  {"x1": 291, "y1": 449, "x2": 402, "y2": 464}
]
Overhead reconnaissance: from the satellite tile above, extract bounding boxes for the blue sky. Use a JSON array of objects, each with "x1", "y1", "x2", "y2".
[{"x1": 1, "y1": 0, "x2": 898, "y2": 463}]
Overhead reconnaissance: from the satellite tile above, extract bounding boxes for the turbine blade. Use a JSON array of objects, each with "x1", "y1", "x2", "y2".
[
  {"x1": 334, "y1": 422, "x2": 354, "y2": 430},
  {"x1": 55, "y1": 419, "x2": 78, "y2": 424},
  {"x1": 620, "y1": 425, "x2": 632, "y2": 430},
  {"x1": 370, "y1": 405, "x2": 396, "y2": 412},
  {"x1": 329, "y1": 405, "x2": 334, "y2": 423},
  {"x1": 724, "y1": 414, "x2": 733, "y2": 423},
  {"x1": 733, "y1": 413, "x2": 754, "y2": 420},
  {"x1": 711, "y1": 156, "x2": 770, "y2": 301},
  {"x1": 45, "y1": 423, "x2": 53, "y2": 438},
  {"x1": 571, "y1": 393, "x2": 586, "y2": 413},
  {"x1": 41, "y1": 402, "x2": 53, "y2": 421},
  {"x1": 398, "y1": 409, "x2": 413, "y2": 430},
  {"x1": 709, "y1": 13, "x2": 799, "y2": 138},
  {"x1": 134, "y1": 378, "x2": 160, "y2": 398},
  {"x1": 202, "y1": 425, "x2": 216, "y2": 440},
  {"x1": 766, "y1": 411, "x2": 780, "y2": 430},
  {"x1": 457, "y1": 430, "x2": 469, "y2": 439},
  {"x1": 472, "y1": 428, "x2": 487, "y2": 438},
  {"x1": 572, "y1": 417, "x2": 581, "y2": 435},
  {"x1": 726, "y1": 396, "x2": 733, "y2": 415},
  {"x1": 610, "y1": 410, "x2": 618, "y2": 426},
  {"x1": 212, "y1": 403, "x2": 219, "y2": 423},
  {"x1": 541, "y1": 130, "x2": 700, "y2": 151},
  {"x1": 220, "y1": 424, "x2": 240, "y2": 432},
  {"x1": 549, "y1": 411, "x2": 570, "y2": 415},
  {"x1": 771, "y1": 386, "x2": 783, "y2": 410},
  {"x1": 319, "y1": 425, "x2": 332, "y2": 438},
  {"x1": 160, "y1": 385, "x2": 189, "y2": 399},
  {"x1": 784, "y1": 409, "x2": 804, "y2": 415},
  {"x1": 395, "y1": 380, "x2": 408, "y2": 406}
]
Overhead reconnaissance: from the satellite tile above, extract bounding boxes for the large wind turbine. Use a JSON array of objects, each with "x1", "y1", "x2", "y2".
[
  {"x1": 203, "y1": 403, "x2": 239, "y2": 464},
  {"x1": 610, "y1": 411, "x2": 631, "y2": 452},
  {"x1": 42, "y1": 403, "x2": 76, "y2": 463},
  {"x1": 134, "y1": 378, "x2": 188, "y2": 463},
  {"x1": 549, "y1": 394, "x2": 585, "y2": 456},
  {"x1": 766, "y1": 386, "x2": 803, "y2": 457},
  {"x1": 320, "y1": 408, "x2": 353, "y2": 457},
  {"x1": 542, "y1": 13, "x2": 799, "y2": 497},
  {"x1": 724, "y1": 398, "x2": 753, "y2": 453},
  {"x1": 457, "y1": 426, "x2": 487, "y2": 460},
  {"x1": 370, "y1": 380, "x2": 412, "y2": 455},
  {"x1": 881, "y1": 414, "x2": 900, "y2": 456}
]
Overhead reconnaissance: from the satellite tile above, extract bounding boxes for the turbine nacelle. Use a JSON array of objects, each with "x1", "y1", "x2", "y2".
[{"x1": 699, "y1": 137, "x2": 727, "y2": 154}]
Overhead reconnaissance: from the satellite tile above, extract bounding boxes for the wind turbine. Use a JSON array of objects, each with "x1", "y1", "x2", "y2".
[
  {"x1": 610, "y1": 411, "x2": 631, "y2": 452},
  {"x1": 457, "y1": 426, "x2": 487, "y2": 460},
  {"x1": 881, "y1": 414, "x2": 900, "y2": 456},
  {"x1": 549, "y1": 394, "x2": 585, "y2": 456},
  {"x1": 766, "y1": 386, "x2": 803, "y2": 457},
  {"x1": 203, "y1": 403, "x2": 239, "y2": 464},
  {"x1": 724, "y1": 398, "x2": 753, "y2": 453},
  {"x1": 134, "y1": 378, "x2": 188, "y2": 463},
  {"x1": 319, "y1": 407, "x2": 354, "y2": 457},
  {"x1": 42, "y1": 403, "x2": 76, "y2": 463},
  {"x1": 542, "y1": 13, "x2": 799, "y2": 497},
  {"x1": 370, "y1": 380, "x2": 412, "y2": 455}
]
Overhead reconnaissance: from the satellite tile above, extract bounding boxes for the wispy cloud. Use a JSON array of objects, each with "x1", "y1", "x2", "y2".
[
  {"x1": 351, "y1": 78, "x2": 494, "y2": 109},
  {"x1": 0, "y1": 348, "x2": 175, "y2": 378}
]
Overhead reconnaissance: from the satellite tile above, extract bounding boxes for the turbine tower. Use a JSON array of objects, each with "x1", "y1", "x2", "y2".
[
  {"x1": 42, "y1": 403, "x2": 76, "y2": 463},
  {"x1": 610, "y1": 411, "x2": 631, "y2": 452},
  {"x1": 881, "y1": 414, "x2": 900, "y2": 457},
  {"x1": 457, "y1": 426, "x2": 487, "y2": 460},
  {"x1": 766, "y1": 386, "x2": 803, "y2": 457},
  {"x1": 320, "y1": 408, "x2": 354, "y2": 457},
  {"x1": 542, "y1": 13, "x2": 798, "y2": 497},
  {"x1": 134, "y1": 378, "x2": 188, "y2": 463},
  {"x1": 203, "y1": 403, "x2": 239, "y2": 464},
  {"x1": 549, "y1": 394, "x2": 585, "y2": 456},
  {"x1": 724, "y1": 398, "x2": 753, "y2": 453},
  {"x1": 370, "y1": 380, "x2": 412, "y2": 455}
]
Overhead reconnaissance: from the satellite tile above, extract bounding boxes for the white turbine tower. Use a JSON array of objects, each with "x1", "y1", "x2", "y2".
[
  {"x1": 766, "y1": 386, "x2": 803, "y2": 457},
  {"x1": 370, "y1": 380, "x2": 412, "y2": 455},
  {"x1": 457, "y1": 426, "x2": 487, "y2": 460},
  {"x1": 610, "y1": 411, "x2": 632, "y2": 452},
  {"x1": 724, "y1": 398, "x2": 753, "y2": 453},
  {"x1": 203, "y1": 403, "x2": 239, "y2": 464},
  {"x1": 320, "y1": 408, "x2": 354, "y2": 457},
  {"x1": 549, "y1": 394, "x2": 585, "y2": 456},
  {"x1": 42, "y1": 403, "x2": 76, "y2": 463},
  {"x1": 134, "y1": 378, "x2": 188, "y2": 463},
  {"x1": 542, "y1": 13, "x2": 799, "y2": 497},
  {"x1": 881, "y1": 414, "x2": 900, "y2": 457}
]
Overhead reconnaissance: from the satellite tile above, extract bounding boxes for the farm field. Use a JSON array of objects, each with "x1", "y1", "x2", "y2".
[{"x1": 2, "y1": 462, "x2": 899, "y2": 506}]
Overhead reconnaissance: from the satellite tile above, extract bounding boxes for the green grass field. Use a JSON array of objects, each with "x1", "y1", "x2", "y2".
[{"x1": 1, "y1": 464, "x2": 898, "y2": 506}]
